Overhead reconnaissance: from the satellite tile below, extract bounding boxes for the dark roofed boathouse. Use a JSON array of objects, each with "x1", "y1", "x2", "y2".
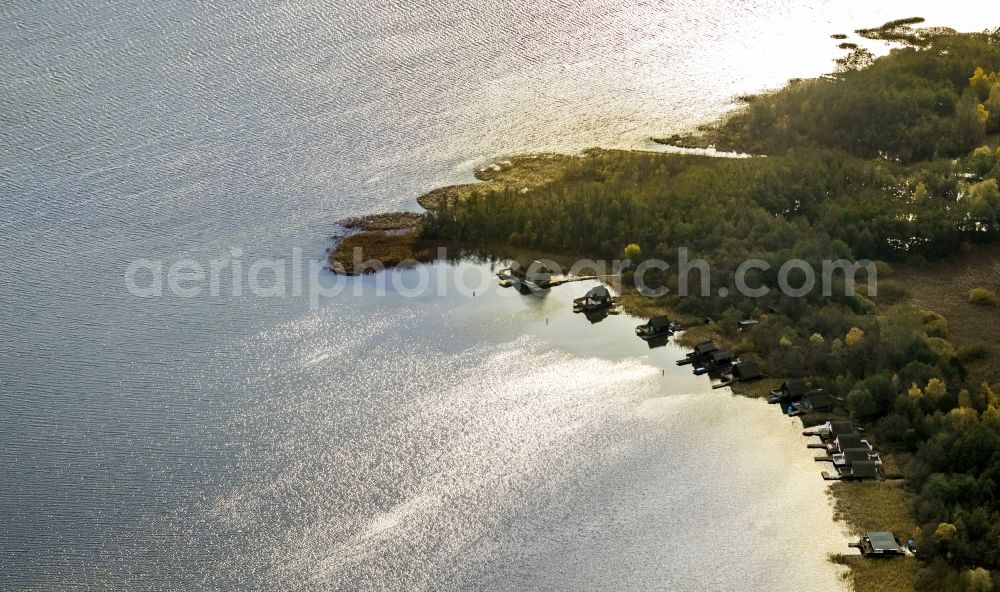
[
  {"x1": 789, "y1": 389, "x2": 835, "y2": 415},
  {"x1": 827, "y1": 432, "x2": 868, "y2": 454},
  {"x1": 693, "y1": 341, "x2": 718, "y2": 357},
  {"x1": 839, "y1": 460, "x2": 882, "y2": 480},
  {"x1": 732, "y1": 361, "x2": 763, "y2": 381},
  {"x1": 778, "y1": 379, "x2": 809, "y2": 399},
  {"x1": 507, "y1": 257, "x2": 555, "y2": 286},
  {"x1": 850, "y1": 532, "x2": 906, "y2": 557}
]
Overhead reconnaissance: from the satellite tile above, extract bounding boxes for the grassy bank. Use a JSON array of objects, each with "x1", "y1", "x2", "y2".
[
  {"x1": 830, "y1": 482, "x2": 919, "y2": 592},
  {"x1": 328, "y1": 230, "x2": 434, "y2": 275},
  {"x1": 833, "y1": 553, "x2": 919, "y2": 592},
  {"x1": 328, "y1": 213, "x2": 432, "y2": 275},
  {"x1": 339, "y1": 212, "x2": 423, "y2": 231},
  {"x1": 894, "y1": 244, "x2": 1000, "y2": 383}
]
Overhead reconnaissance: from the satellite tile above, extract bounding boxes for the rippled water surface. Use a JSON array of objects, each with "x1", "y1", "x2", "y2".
[{"x1": 0, "y1": 1, "x2": 987, "y2": 590}]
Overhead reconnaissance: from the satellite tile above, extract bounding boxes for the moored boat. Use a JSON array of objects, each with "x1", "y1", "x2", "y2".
[{"x1": 635, "y1": 316, "x2": 679, "y2": 340}]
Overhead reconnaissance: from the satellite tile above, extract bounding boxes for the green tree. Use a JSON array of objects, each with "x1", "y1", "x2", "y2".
[
  {"x1": 987, "y1": 84, "x2": 1000, "y2": 133},
  {"x1": 969, "y1": 145, "x2": 998, "y2": 177},
  {"x1": 914, "y1": 182, "x2": 929, "y2": 201},
  {"x1": 957, "y1": 92, "x2": 988, "y2": 151},
  {"x1": 847, "y1": 387, "x2": 877, "y2": 418}
]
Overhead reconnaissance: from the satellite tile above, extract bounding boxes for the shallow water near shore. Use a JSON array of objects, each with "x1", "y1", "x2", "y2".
[
  {"x1": 1, "y1": 0, "x2": 986, "y2": 589},
  {"x1": 259, "y1": 262, "x2": 856, "y2": 591},
  {"x1": 6, "y1": 255, "x2": 855, "y2": 589}
]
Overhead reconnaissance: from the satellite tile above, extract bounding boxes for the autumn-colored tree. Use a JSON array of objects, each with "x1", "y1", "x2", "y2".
[
  {"x1": 934, "y1": 522, "x2": 958, "y2": 543},
  {"x1": 984, "y1": 382, "x2": 999, "y2": 410},
  {"x1": 845, "y1": 326, "x2": 864, "y2": 347},
  {"x1": 925, "y1": 377, "x2": 947, "y2": 399},
  {"x1": 970, "y1": 179, "x2": 1000, "y2": 208},
  {"x1": 970, "y1": 67, "x2": 995, "y2": 100},
  {"x1": 623, "y1": 243, "x2": 642, "y2": 261}
]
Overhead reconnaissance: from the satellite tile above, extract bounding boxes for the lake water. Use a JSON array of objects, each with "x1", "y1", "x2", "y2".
[{"x1": 1, "y1": 1, "x2": 986, "y2": 589}]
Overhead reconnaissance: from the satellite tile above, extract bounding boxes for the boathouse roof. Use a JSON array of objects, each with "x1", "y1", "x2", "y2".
[
  {"x1": 828, "y1": 421, "x2": 856, "y2": 437},
  {"x1": 710, "y1": 351, "x2": 734, "y2": 364},
  {"x1": 802, "y1": 390, "x2": 834, "y2": 410},
  {"x1": 834, "y1": 433, "x2": 864, "y2": 450},
  {"x1": 648, "y1": 316, "x2": 671, "y2": 331},
  {"x1": 846, "y1": 461, "x2": 881, "y2": 479},
  {"x1": 867, "y1": 532, "x2": 902, "y2": 552},
  {"x1": 694, "y1": 341, "x2": 717, "y2": 356},
  {"x1": 509, "y1": 257, "x2": 554, "y2": 275},
  {"x1": 586, "y1": 285, "x2": 611, "y2": 301},
  {"x1": 733, "y1": 361, "x2": 763, "y2": 380},
  {"x1": 781, "y1": 379, "x2": 809, "y2": 397}
]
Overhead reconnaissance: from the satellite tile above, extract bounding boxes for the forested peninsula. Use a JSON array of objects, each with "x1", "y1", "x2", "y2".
[{"x1": 333, "y1": 21, "x2": 1000, "y2": 592}]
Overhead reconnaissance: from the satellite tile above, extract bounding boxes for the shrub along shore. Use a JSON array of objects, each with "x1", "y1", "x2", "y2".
[{"x1": 332, "y1": 21, "x2": 1000, "y2": 591}]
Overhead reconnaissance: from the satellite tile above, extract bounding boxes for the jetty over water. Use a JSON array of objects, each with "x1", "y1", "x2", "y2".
[{"x1": 496, "y1": 258, "x2": 599, "y2": 290}]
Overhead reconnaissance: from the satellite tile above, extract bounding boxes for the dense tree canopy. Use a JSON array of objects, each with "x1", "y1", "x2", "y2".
[{"x1": 711, "y1": 30, "x2": 1000, "y2": 162}]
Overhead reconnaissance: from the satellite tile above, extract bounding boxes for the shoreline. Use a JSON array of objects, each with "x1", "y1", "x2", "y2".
[
  {"x1": 328, "y1": 149, "x2": 919, "y2": 591},
  {"x1": 325, "y1": 22, "x2": 1000, "y2": 590}
]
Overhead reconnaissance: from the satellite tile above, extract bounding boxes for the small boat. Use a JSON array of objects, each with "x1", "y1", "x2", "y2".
[
  {"x1": 635, "y1": 316, "x2": 680, "y2": 340},
  {"x1": 573, "y1": 285, "x2": 613, "y2": 312}
]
